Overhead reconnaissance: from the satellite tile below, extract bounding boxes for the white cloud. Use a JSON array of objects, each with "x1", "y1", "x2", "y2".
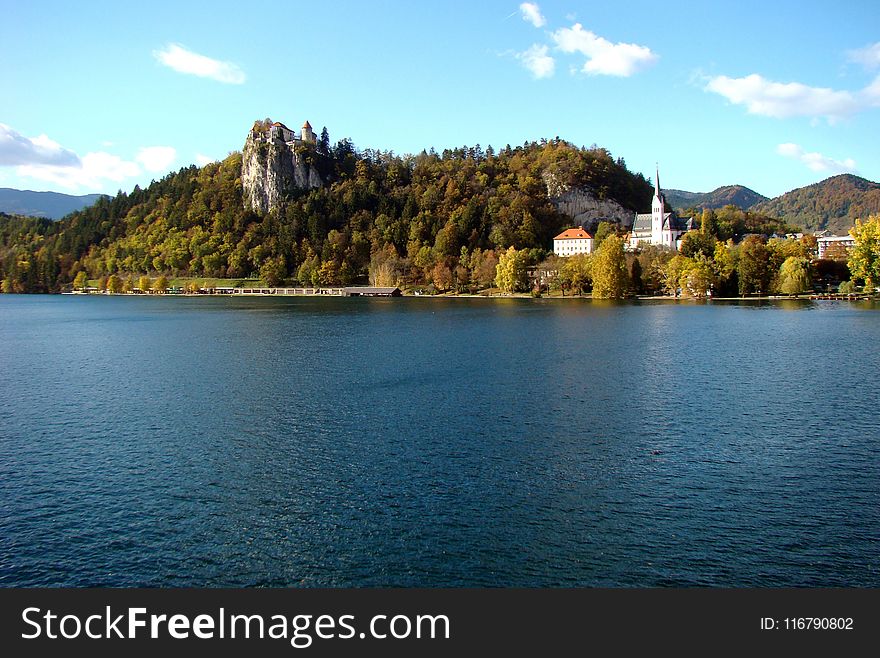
[
  {"x1": 153, "y1": 43, "x2": 246, "y2": 84},
  {"x1": 848, "y1": 42, "x2": 880, "y2": 70},
  {"x1": 551, "y1": 23, "x2": 657, "y2": 77},
  {"x1": 776, "y1": 143, "x2": 857, "y2": 174},
  {"x1": 195, "y1": 154, "x2": 216, "y2": 166},
  {"x1": 519, "y1": 2, "x2": 546, "y2": 28},
  {"x1": 706, "y1": 74, "x2": 862, "y2": 122},
  {"x1": 136, "y1": 146, "x2": 176, "y2": 172},
  {"x1": 0, "y1": 123, "x2": 81, "y2": 167},
  {"x1": 17, "y1": 152, "x2": 141, "y2": 190},
  {"x1": 517, "y1": 43, "x2": 555, "y2": 79}
]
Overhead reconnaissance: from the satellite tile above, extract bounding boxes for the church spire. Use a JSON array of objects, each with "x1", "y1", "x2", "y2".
[{"x1": 655, "y1": 163, "x2": 660, "y2": 197}]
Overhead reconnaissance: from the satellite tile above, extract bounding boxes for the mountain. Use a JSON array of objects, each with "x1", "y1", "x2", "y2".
[
  {"x1": 665, "y1": 185, "x2": 767, "y2": 211},
  {"x1": 752, "y1": 174, "x2": 880, "y2": 234},
  {"x1": 0, "y1": 188, "x2": 105, "y2": 219}
]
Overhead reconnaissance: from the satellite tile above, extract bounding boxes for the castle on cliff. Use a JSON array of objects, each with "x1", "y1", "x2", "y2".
[
  {"x1": 242, "y1": 118, "x2": 324, "y2": 215},
  {"x1": 250, "y1": 119, "x2": 317, "y2": 147}
]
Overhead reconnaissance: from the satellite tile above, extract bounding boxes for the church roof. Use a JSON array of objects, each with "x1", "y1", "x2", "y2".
[
  {"x1": 632, "y1": 212, "x2": 693, "y2": 232},
  {"x1": 554, "y1": 228, "x2": 593, "y2": 240},
  {"x1": 272, "y1": 122, "x2": 291, "y2": 130},
  {"x1": 302, "y1": 120, "x2": 312, "y2": 129}
]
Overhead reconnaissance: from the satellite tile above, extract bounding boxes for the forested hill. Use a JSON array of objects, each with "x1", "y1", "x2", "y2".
[
  {"x1": 752, "y1": 174, "x2": 880, "y2": 234},
  {"x1": 0, "y1": 137, "x2": 652, "y2": 292},
  {"x1": 665, "y1": 185, "x2": 767, "y2": 212}
]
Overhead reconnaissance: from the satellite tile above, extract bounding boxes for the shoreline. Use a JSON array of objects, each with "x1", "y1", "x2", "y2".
[{"x1": 54, "y1": 290, "x2": 878, "y2": 302}]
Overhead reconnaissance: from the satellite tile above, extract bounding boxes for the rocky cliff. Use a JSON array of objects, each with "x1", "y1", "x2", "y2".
[
  {"x1": 241, "y1": 132, "x2": 323, "y2": 215},
  {"x1": 543, "y1": 171, "x2": 633, "y2": 228}
]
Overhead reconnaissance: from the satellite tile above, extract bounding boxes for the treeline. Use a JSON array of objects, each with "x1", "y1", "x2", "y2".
[
  {"x1": 0, "y1": 137, "x2": 655, "y2": 293},
  {"x1": 519, "y1": 223, "x2": 851, "y2": 299}
]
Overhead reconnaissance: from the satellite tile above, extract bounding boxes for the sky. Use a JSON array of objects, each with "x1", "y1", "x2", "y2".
[{"x1": 1, "y1": 0, "x2": 879, "y2": 199}]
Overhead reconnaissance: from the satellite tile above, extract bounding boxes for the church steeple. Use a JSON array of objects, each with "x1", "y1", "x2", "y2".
[{"x1": 651, "y1": 163, "x2": 666, "y2": 245}]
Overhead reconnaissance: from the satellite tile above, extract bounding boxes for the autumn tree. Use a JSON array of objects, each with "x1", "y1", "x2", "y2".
[
  {"x1": 260, "y1": 255, "x2": 286, "y2": 287},
  {"x1": 559, "y1": 254, "x2": 592, "y2": 295},
  {"x1": 778, "y1": 256, "x2": 811, "y2": 295},
  {"x1": 679, "y1": 230, "x2": 716, "y2": 259},
  {"x1": 107, "y1": 274, "x2": 123, "y2": 293},
  {"x1": 73, "y1": 271, "x2": 87, "y2": 291},
  {"x1": 153, "y1": 275, "x2": 168, "y2": 293},
  {"x1": 369, "y1": 244, "x2": 405, "y2": 287},
  {"x1": 737, "y1": 236, "x2": 771, "y2": 296},
  {"x1": 848, "y1": 215, "x2": 880, "y2": 290},
  {"x1": 494, "y1": 246, "x2": 529, "y2": 293},
  {"x1": 591, "y1": 235, "x2": 629, "y2": 299}
]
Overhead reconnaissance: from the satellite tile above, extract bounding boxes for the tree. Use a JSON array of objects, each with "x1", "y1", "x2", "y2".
[
  {"x1": 494, "y1": 246, "x2": 529, "y2": 293},
  {"x1": 430, "y1": 261, "x2": 454, "y2": 292},
  {"x1": 260, "y1": 255, "x2": 286, "y2": 286},
  {"x1": 469, "y1": 248, "x2": 499, "y2": 290},
  {"x1": 593, "y1": 221, "x2": 616, "y2": 250},
  {"x1": 663, "y1": 254, "x2": 691, "y2": 296},
  {"x1": 737, "y1": 236, "x2": 771, "y2": 296},
  {"x1": 73, "y1": 271, "x2": 88, "y2": 291},
  {"x1": 778, "y1": 256, "x2": 811, "y2": 295},
  {"x1": 153, "y1": 275, "x2": 168, "y2": 293},
  {"x1": 629, "y1": 258, "x2": 643, "y2": 296},
  {"x1": 682, "y1": 255, "x2": 715, "y2": 298},
  {"x1": 591, "y1": 235, "x2": 629, "y2": 299},
  {"x1": 848, "y1": 215, "x2": 880, "y2": 290},
  {"x1": 712, "y1": 240, "x2": 737, "y2": 297},
  {"x1": 107, "y1": 274, "x2": 123, "y2": 294},
  {"x1": 700, "y1": 208, "x2": 719, "y2": 238},
  {"x1": 369, "y1": 244, "x2": 404, "y2": 287},
  {"x1": 138, "y1": 275, "x2": 152, "y2": 294},
  {"x1": 679, "y1": 230, "x2": 716, "y2": 259},
  {"x1": 559, "y1": 254, "x2": 592, "y2": 295}
]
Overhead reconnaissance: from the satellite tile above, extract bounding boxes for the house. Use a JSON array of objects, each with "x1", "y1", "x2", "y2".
[
  {"x1": 628, "y1": 166, "x2": 696, "y2": 250},
  {"x1": 553, "y1": 227, "x2": 594, "y2": 256},
  {"x1": 817, "y1": 234, "x2": 855, "y2": 259}
]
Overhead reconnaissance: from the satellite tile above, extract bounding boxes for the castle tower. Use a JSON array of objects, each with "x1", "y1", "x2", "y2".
[
  {"x1": 651, "y1": 164, "x2": 665, "y2": 245},
  {"x1": 301, "y1": 120, "x2": 315, "y2": 144}
]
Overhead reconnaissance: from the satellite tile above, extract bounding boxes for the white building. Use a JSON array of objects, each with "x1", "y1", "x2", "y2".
[
  {"x1": 553, "y1": 227, "x2": 594, "y2": 256},
  {"x1": 817, "y1": 234, "x2": 855, "y2": 259},
  {"x1": 257, "y1": 119, "x2": 317, "y2": 146},
  {"x1": 628, "y1": 167, "x2": 696, "y2": 250}
]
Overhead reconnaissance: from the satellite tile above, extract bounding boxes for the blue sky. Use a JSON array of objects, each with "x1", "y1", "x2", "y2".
[{"x1": 1, "y1": 0, "x2": 879, "y2": 198}]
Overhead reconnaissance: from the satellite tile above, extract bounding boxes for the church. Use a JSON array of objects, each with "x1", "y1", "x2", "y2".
[{"x1": 628, "y1": 167, "x2": 696, "y2": 250}]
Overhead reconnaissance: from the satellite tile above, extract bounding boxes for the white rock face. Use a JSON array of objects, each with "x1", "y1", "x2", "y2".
[
  {"x1": 543, "y1": 171, "x2": 631, "y2": 227},
  {"x1": 241, "y1": 134, "x2": 323, "y2": 214}
]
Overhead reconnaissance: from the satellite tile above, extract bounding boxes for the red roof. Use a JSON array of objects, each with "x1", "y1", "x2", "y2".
[
  {"x1": 553, "y1": 228, "x2": 593, "y2": 240},
  {"x1": 272, "y1": 122, "x2": 291, "y2": 130}
]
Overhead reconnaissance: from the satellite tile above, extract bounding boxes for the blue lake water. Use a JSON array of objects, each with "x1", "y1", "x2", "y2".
[{"x1": 0, "y1": 294, "x2": 878, "y2": 587}]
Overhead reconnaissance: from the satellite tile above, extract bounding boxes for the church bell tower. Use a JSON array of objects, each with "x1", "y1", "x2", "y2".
[{"x1": 651, "y1": 165, "x2": 665, "y2": 245}]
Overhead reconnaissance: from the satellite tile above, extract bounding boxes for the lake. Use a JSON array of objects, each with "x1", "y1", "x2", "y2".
[{"x1": 0, "y1": 294, "x2": 878, "y2": 587}]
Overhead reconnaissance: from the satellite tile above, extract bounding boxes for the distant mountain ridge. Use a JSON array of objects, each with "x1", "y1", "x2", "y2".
[
  {"x1": 752, "y1": 174, "x2": 880, "y2": 234},
  {"x1": 665, "y1": 185, "x2": 768, "y2": 211},
  {"x1": 0, "y1": 188, "x2": 105, "y2": 220}
]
